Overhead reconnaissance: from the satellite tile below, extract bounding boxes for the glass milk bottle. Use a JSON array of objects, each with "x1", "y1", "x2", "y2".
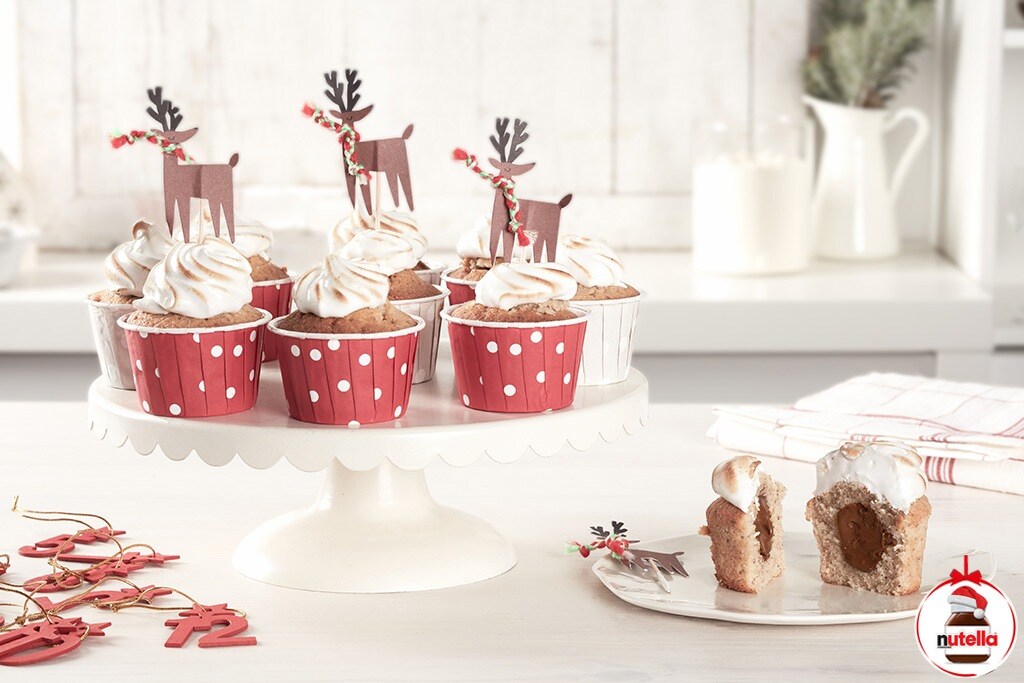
[{"x1": 691, "y1": 117, "x2": 812, "y2": 275}]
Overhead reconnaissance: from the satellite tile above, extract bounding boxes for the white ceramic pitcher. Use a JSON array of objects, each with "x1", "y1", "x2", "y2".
[{"x1": 804, "y1": 96, "x2": 929, "y2": 260}]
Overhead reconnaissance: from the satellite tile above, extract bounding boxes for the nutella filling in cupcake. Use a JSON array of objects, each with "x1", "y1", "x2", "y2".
[
  {"x1": 127, "y1": 236, "x2": 262, "y2": 328},
  {"x1": 277, "y1": 253, "x2": 416, "y2": 335},
  {"x1": 451, "y1": 262, "x2": 579, "y2": 323},
  {"x1": 337, "y1": 230, "x2": 439, "y2": 301},
  {"x1": 90, "y1": 219, "x2": 176, "y2": 305},
  {"x1": 555, "y1": 234, "x2": 639, "y2": 301}
]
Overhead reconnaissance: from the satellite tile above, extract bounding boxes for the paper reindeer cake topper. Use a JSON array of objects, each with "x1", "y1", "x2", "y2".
[
  {"x1": 303, "y1": 69, "x2": 415, "y2": 214},
  {"x1": 110, "y1": 86, "x2": 239, "y2": 242},
  {"x1": 453, "y1": 117, "x2": 572, "y2": 264}
]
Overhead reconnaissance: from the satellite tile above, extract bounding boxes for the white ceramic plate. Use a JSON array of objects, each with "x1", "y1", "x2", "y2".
[{"x1": 592, "y1": 532, "x2": 994, "y2": 625}]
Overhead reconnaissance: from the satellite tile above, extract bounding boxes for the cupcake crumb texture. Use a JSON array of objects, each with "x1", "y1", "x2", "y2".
[
  {"x1": 248, "y1": 255, "x2": 289, "y2": 282},
  {"x1": 573, "y1": 283, "x2": 640, "y2": 301},
  {"x1": 126, "y1": 304, "x2": 264, "y2": 329},
  {"x1": 451, "y1": 301, "x2": 577, "y2": 323},
  {"x1": 90, "y1": 290, "x2": 138, "y2": 305},
  {"x1": 276, "y1": 305, "x2": 417, "y2": 334},
  {"x1": 388, "y1": 269, "x2": 441, "y2": 301}
]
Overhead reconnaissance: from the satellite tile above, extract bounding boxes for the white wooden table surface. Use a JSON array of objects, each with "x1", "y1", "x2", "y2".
[{"x1": 1, "y1": 402, "x2": 1021, "y2": 681}]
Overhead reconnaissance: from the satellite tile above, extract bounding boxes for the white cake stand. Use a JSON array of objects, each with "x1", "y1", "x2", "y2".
[{"x1": 87, "y1": 353, "x2": 648, "y2": 593}]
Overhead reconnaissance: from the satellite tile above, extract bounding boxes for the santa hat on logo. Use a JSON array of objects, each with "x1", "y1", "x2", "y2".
[{"x1": 948, "y1": 586, "x2": 988, "y2": 619}]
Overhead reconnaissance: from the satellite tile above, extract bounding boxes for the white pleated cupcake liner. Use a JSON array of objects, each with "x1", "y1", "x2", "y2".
[
  {"x1": 415, "y1": 261, "x2": 446, "y2": 287},
  {"x1": 393, "y1": 288, "x2": 449, "y2": 384},
  {"x1": 572, "y1": 291, "x2": 645, "y2": 386},
  {"x1": 86, "y1": 298, "x2": 137, "y2": 390}
]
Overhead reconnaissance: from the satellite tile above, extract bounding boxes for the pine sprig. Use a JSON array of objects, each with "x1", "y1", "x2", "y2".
[{"x1": 804, "y1": 0, "x2": 933, "y2": 108}]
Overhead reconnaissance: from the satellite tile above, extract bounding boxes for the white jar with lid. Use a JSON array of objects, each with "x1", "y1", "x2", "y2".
[{"x1": 692, "y1": 116, "x2": 812, "y2": 275}]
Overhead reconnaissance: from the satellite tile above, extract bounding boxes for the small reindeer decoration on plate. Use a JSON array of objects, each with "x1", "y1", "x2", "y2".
[
  {"x1": 146, "y1": 87, "x2": 239, "y2": 242},
  {"x1": 453, "y1": 118, "x2": 572, "y2": 264},
  {"x1": 322, "y1": 69, "x2": 415, "y2": 214}
]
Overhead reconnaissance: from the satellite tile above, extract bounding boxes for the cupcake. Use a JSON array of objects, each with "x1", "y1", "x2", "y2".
[
  {"x1": 86, "y1": 219, "x2": 176, "y2": 389},
  {"x1": 329, "y1": 206, "x2": 443, "y2": 285},
  {"x1": 339, "y1": 230, "x2": 448, "y2": 383},
  {"x1": 189, "y1": 207, "x2": 292, "y2": 361},
  {"x1": 442, "y1": 213, "x2": 531, "y2": 305},
  {"x1": 119, "y1": 236, "x2": 270, "y2": 417},
  {"x1": 556, "y1": 235, "x2": 644, "y2": 386},
  {"x1": 270, "y1": 254, "x2": 423, "y2": 425},
  {"x1": 700, "y1": 456, "x2": 786, "y2": 594},
  {"x1": 806, "y1": 441, "x2": 931, "y2": 596},
  {"x1": 441, "y1": 262, "x2": 589, "y2": 413}
]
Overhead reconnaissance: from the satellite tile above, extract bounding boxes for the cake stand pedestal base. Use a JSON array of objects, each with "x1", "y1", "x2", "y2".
[{"x1": 231, "y1": 460, "x2": 517, "y2": 593}]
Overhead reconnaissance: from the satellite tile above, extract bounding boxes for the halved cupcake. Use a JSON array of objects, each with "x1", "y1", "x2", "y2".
[
  {"x1": 120, "y1": 236, "x2": 270, "y2": 417},
  {"x1": 271, "y1": 254, "x2": 423, "y2": 426},
  {"x1": 441, "y1": 262, "x2": 588, "y2": 413},
  {"x1": 700, "y1": 456, "x2": 786, "y2": 593},
  {"x1": 806, "y1": 441, "x2": 931, "y2": 596}
]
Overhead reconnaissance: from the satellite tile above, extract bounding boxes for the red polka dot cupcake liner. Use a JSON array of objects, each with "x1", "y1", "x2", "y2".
[
  {"x1": 440, "y1": 305, "x2": 590, "y2": 413},
  {"x1": 269, "y1": 315, "x2": 425, "y2": 426},
  {"x1": 414, "y1": 260, "x2": 446, "y2": 287},
  {"x1": 250, "y1": 277, "x2": 293, "y2": 362},
  {"x1": 392, "y1": 288, "x2": 449, "y2": 384},
  {"x1": 118, "y1": 310, "x2": 272, "y2": 418},
  {"x1": 441, "y1": 268, "x2": 477, "y2": 306}
]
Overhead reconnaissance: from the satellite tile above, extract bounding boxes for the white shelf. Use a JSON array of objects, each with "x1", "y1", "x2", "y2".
[
  {"x1": 0, "y1": 247, "x2": 992, "y2": 355},
  {"x1": 995, "y1": 285, "x2": 1024, "y2": 346},
  {"x1": 1005, "y1": 28, "x2": 1024, "y2": 49}
]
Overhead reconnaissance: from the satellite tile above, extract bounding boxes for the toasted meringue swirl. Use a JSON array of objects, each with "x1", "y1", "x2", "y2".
[
  {"x1": 712, "y1": 456, "x2": 762, "y2": 512},
  {"x1": 556, "y1": 234, "x2": 625, "y2": 288},
  {"x1": 103, "y1": 220, "x2": 177, "y2": 297},
  {"x1": 183, "y1": 204, "x2": 273, "y2": 259},
  {"x1": 474, "y1": 262, "x2": 578, "y2": 310},
  {"x1": 292, "y1": 254, "x2": 390, "y2": 318},
  {"x1": 337, "y1": 230, "x2": 423, "y2": 275},
  {"x1": 329, "y1": 206, "x2": 428, "y2": 255},
  {"x1": 456, "y1": 213, "x2": 534, "y2": 262},
  {"x1": 815, "y1": 441, "x2": 926, "y2": 512},
  {"x1": 135, "y1": 237, "x2": 254, "y2": 318}
]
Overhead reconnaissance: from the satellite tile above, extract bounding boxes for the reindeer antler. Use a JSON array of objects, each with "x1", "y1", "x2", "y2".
[
  {"x1": 146, "y1": 86, "x2": 182, "y2": 132},
  {"x1": 508, "y1": 118, "x2": 529, "y2": 163},
  {"x1": 489, "y1": 117, "x2": 529, "y2": 163},
  {"x1": 344, "y1": 69, "x2": 362, "y2": 111},
  {"x1": 323, "y1": 69, "x2": 364, "y2": 113},
  {"x1": 489, "y1": 117, "x2": 511, "y2": 162}
]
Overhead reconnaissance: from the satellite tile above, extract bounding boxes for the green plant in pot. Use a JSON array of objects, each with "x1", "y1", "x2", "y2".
[{"x1": 803, "y1": 0, "x2": 933, "y2": 261}]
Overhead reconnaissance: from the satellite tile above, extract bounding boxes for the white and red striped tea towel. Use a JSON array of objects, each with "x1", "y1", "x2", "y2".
[{"x1": 707, "y1": 373, "x2": 1024, "y2": 496}]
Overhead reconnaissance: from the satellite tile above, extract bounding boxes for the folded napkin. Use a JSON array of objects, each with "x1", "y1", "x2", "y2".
[{"x1": 708, "y1": 373, "x2": 1024, "y2": 496}]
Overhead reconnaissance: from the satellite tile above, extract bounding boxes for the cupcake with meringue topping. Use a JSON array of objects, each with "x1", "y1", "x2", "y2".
[
  {"x1": 119, "y1": 236, "x2": 271, "y2": 417},
  {"x1": 442, "y1": 213, "x2": 533, "y2": 305},
  {"x1": 338, "y1": 230, "x2": 448, "y2": 383},
  {"x1": 441, "y1": 262, "x2": 589, "y2": 413},
  {"x1": 270, "y1": 253, "x2": 423, "y2": 425},
  {"x1": 330, "y1": 206, "x2": 444, "y2": 285},
  {"x1": 556, "y1": 235, "x2": 644, "y2": 386},
  {"x1": 86, "y1": 219, "x2": 176, "y2": 389}
]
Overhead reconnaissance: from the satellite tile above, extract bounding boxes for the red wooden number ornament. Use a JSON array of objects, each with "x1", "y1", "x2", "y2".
[
  {"x1": 18, "y1": 527, "x2": 126, "y2": 558},
  {"x1": 164, "y1": 604, "x2": 257, "y2": 648},
  {"x1": 0, "y1": 618, "x2": 110, "y2": 667}
]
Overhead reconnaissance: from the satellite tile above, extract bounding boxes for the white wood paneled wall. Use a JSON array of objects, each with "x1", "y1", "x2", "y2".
[{"x1": 13, "y1": 0, "x2": 938, "y2": 252}]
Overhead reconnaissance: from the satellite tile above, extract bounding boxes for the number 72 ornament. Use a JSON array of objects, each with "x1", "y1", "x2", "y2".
[{"x1": 164, "y1": 604, "x2": 257, "y2": 649}]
